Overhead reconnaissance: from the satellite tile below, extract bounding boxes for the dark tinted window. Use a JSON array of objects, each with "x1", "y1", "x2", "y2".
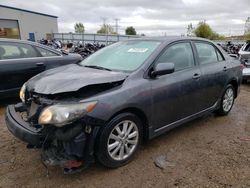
[
  {"x1": 195, "y1": 42, "x2": 218, "y2": 64},
  {"x1": 156, "y1": 42, "x2": 195, "y2": 71},
  {"x1": 244, "y1": 43, "x2": 250, "y2": 52},
  {"x1": 36, "y1": 47, "x2": 59, "y2": 57},
  {"x1": 0, "y1": 42, "x2": 37, "y2": 60}
]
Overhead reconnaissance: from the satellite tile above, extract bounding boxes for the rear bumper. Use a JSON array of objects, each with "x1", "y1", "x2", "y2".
[
  {"x1": 5, "y1": 104, "x2": 44, "y2": 146},
  {"x1": 243, "y1": 68, "x2": 250, "y2": 80},
  {"x1": 242, "y1": 75, "x2": 250, "y2": 80}
]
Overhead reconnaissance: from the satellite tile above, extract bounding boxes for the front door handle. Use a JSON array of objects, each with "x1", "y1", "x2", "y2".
[
  {"x1": 192, "y1": 73, "x2": 201, "y2": 79},
  {"x1": 223, "y1": 66, "x2": 227, "y2": 71},
  {"x1": 36, "y1": 62, "x2": 45, "y2": 66}
]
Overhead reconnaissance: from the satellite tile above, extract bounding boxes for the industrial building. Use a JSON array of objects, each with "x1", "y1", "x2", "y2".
[{"x1": 0, "y1": 4, "x2": 58, "y2": 41}]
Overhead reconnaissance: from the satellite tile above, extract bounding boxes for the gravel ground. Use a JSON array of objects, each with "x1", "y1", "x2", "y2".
[{"x1": 0, "y1": 85, "x2": 249, "y2": 188}]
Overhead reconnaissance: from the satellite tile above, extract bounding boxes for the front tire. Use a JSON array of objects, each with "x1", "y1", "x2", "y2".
[
  {"x1": 96, "y1": 113, "x2": 142, "y2": 168},
  {"x1": 216, "y1": 84, "x2": 235, "y2": 116}
]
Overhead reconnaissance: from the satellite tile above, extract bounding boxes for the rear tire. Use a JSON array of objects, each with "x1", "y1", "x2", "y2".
[
  {"x1": 96, "y1": 113, "x2": 142, "y2": 168},
  {"x1": 216, "y1": 84, "x2": 235, "y2": 116}
]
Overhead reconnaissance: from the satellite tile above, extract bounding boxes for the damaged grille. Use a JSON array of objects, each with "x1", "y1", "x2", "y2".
[{"x1": 24, "y1": 93, "x2": 46, "y2": 125}]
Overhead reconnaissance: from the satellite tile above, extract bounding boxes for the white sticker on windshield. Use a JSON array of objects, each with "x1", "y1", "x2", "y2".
[{"x1": 127, "y1": 48, "x2": 149, "y2": 53}]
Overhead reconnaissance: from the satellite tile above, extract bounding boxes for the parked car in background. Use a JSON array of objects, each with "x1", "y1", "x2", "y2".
[
  {"x1": 239, "y1": 40, "x2": 250, "y2": 83},
  {"x1": 5, "y1": 37, "x2": 242, "y2": 174},
  {"x1": 0, "y1": 39, "x2": 82, "y2": 99},
  {"x1": 242, "y1": 63, "x2": 250, "y2": 83},
  {"x1": 239, "y1": 40, "x2": 250, "y2": 63}
]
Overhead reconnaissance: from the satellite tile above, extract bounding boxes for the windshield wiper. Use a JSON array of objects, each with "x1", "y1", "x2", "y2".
[{"x1": 84, "y1": 65, "x2": 112, "y2": 71}]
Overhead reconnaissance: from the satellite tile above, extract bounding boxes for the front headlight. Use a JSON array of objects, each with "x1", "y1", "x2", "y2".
[
  {"x1": 19, "y1": 83, "x2": 26, "y2": 103},
  {"x1": 38, "y1": 101, "x2": 97, "y2": 127}
]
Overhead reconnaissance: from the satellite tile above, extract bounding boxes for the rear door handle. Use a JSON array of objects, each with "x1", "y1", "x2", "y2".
[
  {"x1": 36, "y1": 62, "x2": 45, "y2": 66},
  {"x1": 223, "y1": 66, "x2": 227, "y2": 71},
  {"x1": 192, "y1": 73, "x2": 201, "y2": 79}
]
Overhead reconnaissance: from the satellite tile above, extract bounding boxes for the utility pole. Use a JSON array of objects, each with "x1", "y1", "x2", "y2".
[
  {"x1": 101, "y1": 17, "x2": 107, "y2": 27},
  {"x1": 114, "y1": 18, "x2": 120, "y2": 34},
  {"x1": 244, "y1": 17, "x2": 250, "y2": 34},
  {"x1": 101, "y1": 17, "x2": 108, "y2": 44}
]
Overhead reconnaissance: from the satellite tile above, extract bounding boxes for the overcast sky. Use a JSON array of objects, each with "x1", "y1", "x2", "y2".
[{"x1": 1, "y1": 0, "x2": 250, "y2": 36}]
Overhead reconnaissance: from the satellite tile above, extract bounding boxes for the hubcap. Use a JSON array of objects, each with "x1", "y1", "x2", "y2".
[
  {"x1": 222, "y1": 88, "x2": 234, "y2": 112},
  {"x1": 107, "y1": 120, "x2": 139, "y2": 161}
]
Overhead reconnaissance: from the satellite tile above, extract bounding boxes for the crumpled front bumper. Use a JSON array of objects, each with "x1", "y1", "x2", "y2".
[
  {"x1": 5, "y1": 102, "x2": 101, "y2": 173},
  {"x1": 5, "y1": 104, "x2": 44, "y2": 146}
]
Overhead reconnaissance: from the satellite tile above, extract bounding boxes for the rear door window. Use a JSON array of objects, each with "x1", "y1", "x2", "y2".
[
  {"x1": 18, "y1": 43, "x2": 38, "y2": 58},
  {"x1": 36, "y1": 47, "x2": 60, "y2": 57},
  {"x1": 194, "y1": 42, "x2": 218, "y2": 64},
  {"x1": 216, "y1": 49, "x2": 224, "y2": 61}
]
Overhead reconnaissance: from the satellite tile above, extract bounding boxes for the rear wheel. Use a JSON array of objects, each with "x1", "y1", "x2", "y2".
[
  {"x1": 96, "y1": 113, "x2": 142, "y2": 168},
  {"x1": 216, "y1": 84, "x2": 235, "y2": 116}
]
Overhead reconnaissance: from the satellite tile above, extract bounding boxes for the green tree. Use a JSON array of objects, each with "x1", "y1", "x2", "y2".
[
  {"x1": 74, "y1": 22, "x2": 85, "y2": 33},
  {"x1": 125, "y1": 26, "x2": 137, "y2": 35},
  {"x1": 97, "y1": 24, "x2": 115, "y2": 34},
  {"x1": 194, "y1": 21, "x2": 224, "y2": 40},
  {"x1": 244, "y1": 32, "x2": 250, "y2": 40}
]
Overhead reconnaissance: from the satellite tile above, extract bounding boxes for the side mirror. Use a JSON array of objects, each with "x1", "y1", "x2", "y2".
[{"x1": 150, "y1": 63, "x2": 175, "y2": 77}]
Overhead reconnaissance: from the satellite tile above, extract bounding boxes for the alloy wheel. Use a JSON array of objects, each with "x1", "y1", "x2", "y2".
[
  {"x1": 222, "y1": 87, "x2": 234, "y2": 112},
  {"x1": 107, "y1": 120, "x2": 139, "y2": 161}
]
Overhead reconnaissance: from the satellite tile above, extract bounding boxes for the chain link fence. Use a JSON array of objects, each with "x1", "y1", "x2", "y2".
[{"x1": 52, "y1": 33, "x2": 140, "y2": 45}]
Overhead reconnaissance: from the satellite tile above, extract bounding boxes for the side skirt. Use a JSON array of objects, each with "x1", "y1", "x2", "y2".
[{"x1": 149, "y1": 102, "x2": 218, "y2": 139}]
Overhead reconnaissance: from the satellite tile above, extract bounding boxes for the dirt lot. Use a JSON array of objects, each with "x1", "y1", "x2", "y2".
[{"x1": 0, "y1": 86, "x2": 250, "y2": 188}]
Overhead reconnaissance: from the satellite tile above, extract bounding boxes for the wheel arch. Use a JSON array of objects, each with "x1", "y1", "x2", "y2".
[
  {"x1": 227, "y1": 78, "x2": 239, "y2": 98},
  {"x1": 107, "y1": 107, "x2": 149, "y2": 142}
]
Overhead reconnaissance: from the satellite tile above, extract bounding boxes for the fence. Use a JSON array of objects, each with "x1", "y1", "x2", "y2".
[
  {"x1": 52, "y1": 33, "x2": 140, "y2": 45},
  {"x1": 52, "y1": 33, "x2": 247, "y2": 45}
]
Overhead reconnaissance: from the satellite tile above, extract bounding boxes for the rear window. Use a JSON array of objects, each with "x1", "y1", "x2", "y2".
[{"x1": 194, "y1": 42, "x2": 218, "y2": 65}]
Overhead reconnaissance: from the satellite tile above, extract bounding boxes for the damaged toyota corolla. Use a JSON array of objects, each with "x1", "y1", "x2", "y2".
[{"x1": 5, "y1": 37, "x2": 242, "y2": 174}]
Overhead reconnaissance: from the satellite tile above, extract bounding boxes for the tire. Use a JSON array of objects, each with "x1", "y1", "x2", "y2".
[
  {"x1": 216, "y1": 84, "x2": 235, "y2": 116},
  {"x1": 242, "y1": 79, "x2": 247, "y2": 84},
  {"x1": 96, "y1": 113, "x2": 142, "y2": 168}
]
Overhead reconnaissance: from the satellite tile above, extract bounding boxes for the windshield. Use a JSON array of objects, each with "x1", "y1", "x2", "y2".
[{"x1": 79, "y1": 41, "x2": 161, "y2": 72}]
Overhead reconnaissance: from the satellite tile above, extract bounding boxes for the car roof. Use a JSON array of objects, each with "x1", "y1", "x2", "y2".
[
  {"x1": 127, "y1": 36, "x2": 214, "y2": 43},
  {"x1": 0, "y1": 38, "x2": 61, "y2": 54}
]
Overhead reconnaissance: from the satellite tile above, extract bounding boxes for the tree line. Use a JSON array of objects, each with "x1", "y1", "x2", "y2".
[
  {"x1": 74, "y1": 20, "x2": 250, "y2": 40},
  {"x1": 74, "y1": 22, "x2": 137, "y2": 35}
]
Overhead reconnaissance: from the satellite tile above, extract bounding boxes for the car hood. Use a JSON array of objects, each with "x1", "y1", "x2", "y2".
[{"x1": 27, "y1": 64, "x2": 128, "y2": 95}]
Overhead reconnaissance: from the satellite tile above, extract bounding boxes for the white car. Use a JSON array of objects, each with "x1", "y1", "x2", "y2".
[{"x1": 239, "y1": 41, "x2": 250, "y2": 83}]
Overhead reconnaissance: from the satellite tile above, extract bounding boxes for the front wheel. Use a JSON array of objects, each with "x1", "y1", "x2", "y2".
[
  {"x1": 96, "y1": 113, "x2": 142, "y2": 168},
  {"x1": 216, "y1": 84, "x2": 235, "y2": 116}
]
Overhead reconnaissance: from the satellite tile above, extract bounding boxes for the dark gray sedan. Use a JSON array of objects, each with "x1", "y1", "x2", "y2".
[
  {"x1": 5, "y1": 37, "x2": 242, "y2": 174},
  {"x1": 0, "y1": 38, "x2": 82, "y2": 99}
]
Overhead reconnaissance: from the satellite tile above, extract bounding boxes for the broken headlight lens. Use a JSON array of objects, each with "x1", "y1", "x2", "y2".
[
  {"x1": 38, "y1": 101, "x2": 97, "y2": 127},
  {"x1": 19, "y1": 83, "x2": 26, "y2": 103}
]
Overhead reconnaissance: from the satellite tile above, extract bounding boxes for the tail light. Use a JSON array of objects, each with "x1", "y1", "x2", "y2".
[{"x1": 240, "y1": 64, "x2": 245, "y2": 70}]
